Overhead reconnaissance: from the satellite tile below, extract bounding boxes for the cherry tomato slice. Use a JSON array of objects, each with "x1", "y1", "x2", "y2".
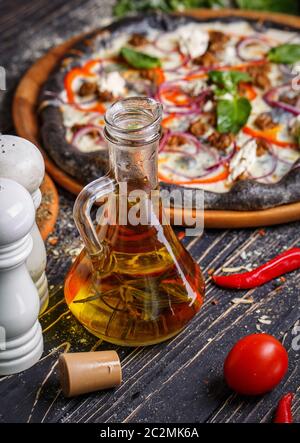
[{"x1": 224, "y1": 333, "x2": 288, "y2": 396}]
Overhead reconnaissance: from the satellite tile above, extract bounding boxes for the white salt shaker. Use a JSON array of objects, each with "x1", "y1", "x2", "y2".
[
  {"x1": 0, "y1": 135, "x2": 49, "y2": 312},
  {"x1": 0, "y1": 178, "x2": 43, "y2": 375}
]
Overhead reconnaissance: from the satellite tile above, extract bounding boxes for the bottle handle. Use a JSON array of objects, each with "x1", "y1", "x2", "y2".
[{"x1": 73, "y1": 175, "x2": 115, "y2": 256}]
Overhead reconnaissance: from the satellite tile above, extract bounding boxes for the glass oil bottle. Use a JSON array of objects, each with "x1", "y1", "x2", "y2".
[{"x1": 64, "y1": 97, "x2": 205, "y2": 346}]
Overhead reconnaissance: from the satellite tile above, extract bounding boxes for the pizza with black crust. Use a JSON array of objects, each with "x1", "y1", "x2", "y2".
[{"x1": 39, "y1": 12, "x2": 300, "y2": 210}]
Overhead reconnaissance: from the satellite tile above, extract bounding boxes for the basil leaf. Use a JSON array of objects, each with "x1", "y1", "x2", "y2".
[
  {"x1": 236, "y1": 0, "x2": 300, "y2": 14},
  {"x1": 120, "y1": 47, "x2": 161, "y2": 69},
  {"x1": 268, "y1": 44, "x2": 300, "y2": 64},
  {"x1": 209, "y1": 70, "x2": 252, "y2": 94},
  {"x1": 217, "y1": 97, "x2": 252, "y2": 134}
]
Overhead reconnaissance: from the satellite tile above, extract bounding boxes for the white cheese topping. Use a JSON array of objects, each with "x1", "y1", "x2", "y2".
[
  {"x1": 178, "y1": 24, "x2": 209, "y2": 59},
  {"x1": 97, "y1": 71, "x2": 126, "y2": 97},
  {"x1": 203, "y1": 100, "x2": 214, "y2": 112},
  {"x1": 229, "y1": 139, "x2": 257, "y2": 181},
  {"x1": 62, "y1": 106, "x2": 91, "y2": 127},
  {"x1": 222, "y1": 45, "x2": 237, "y2": 65}
]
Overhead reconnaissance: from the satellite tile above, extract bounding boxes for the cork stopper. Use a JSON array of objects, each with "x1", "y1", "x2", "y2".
[{"x1": 58, "y1": 351, "x2": 122, "y2": 397}]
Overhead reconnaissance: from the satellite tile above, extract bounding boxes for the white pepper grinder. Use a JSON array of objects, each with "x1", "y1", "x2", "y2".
[
  {"x1": 0, "y1": 135, "x2": 49, "y2": 313},
  {"x1": 0, "y1": 178, "x2": 43, "y2": 375}
]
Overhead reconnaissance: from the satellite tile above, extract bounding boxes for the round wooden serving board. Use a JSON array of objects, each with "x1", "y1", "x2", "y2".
[
  {"x1": 13, "y1": 8, "x2": 300, "y2": 229},
  {"x1": 38, "y1": 173, "x2": 59, "y2": 240}
]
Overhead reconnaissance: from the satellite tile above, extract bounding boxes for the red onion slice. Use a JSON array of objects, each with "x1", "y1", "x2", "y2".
[
  {"x1": 245, "y1": 140, "x2": 278, "y2": 180},
  {"x1": 247, "y1": 156, "x2": 277, "y2": 180},
  {"x1": 162, "y1": 163, "x2": 222, "y2": 181},
  {"x1": 205, "y1": 142, "x2": 237, "y2": 171},
  {"x1": 159, "y1": 129, "x2": 170, "y2": 152},
  {"x1": 152, "y1": 35, "x2": 177, "y2": 55},
  {"x1": 159, "y1": 130, "x2": 218, "y2": 159},
  {"x1": 279, "y1": 63, "x2": 295, "y2": 77},
  {"x1": 236, "y1": 36, "x2": 270, "y2": 62},
  {"x1": 157, "y1": 84, "x2": 212, "y2": 118},
  {"x1": 164, "y1": 55, "x2": 190, "y2": 73},
  {"x1": 71, "y1": 124, "x2": 104, "y2": 147},
  {"x1": 268, "y1": 144, "x2": 296, "y2": 166},
  {"x1": 264, "y1": 84, "x2": 300, "y2": 116}
]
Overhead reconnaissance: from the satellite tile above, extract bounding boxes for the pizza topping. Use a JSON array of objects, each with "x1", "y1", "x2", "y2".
[
  {"x1": 71, "y1": 124, "x2": 100, "y2": 139},
  {"x1": 268, "y1": 43, "x2": 300, "y2": 64},
  {"x1": 97, "y1": 90, "x2": 114, "y2": 102},
  {"x1": 193, "y1": 51, "x2": 218, "y2": 67},
  {"x1": 71, "y1": 124, "x2": 104, "y2": 152},
  {"x1": 208, "y1": 70, "x2": 252, "y2": 134},
  {"x1": 120, "y1": 47, "x2": 161, "y2": 69},
  {"x1": 139, "y1": 68, "x2": 165, "y2": 85},
  {"x1": 78, "y1": 81, "x2": 98, "y2": 97},
  {"x1": 216, "y1": 97, "x2": 251, "y2": 134},
  {"x1": 247, "y1": 63, "x2": 271, "y2": 89},
  {"x1": 237, "y1": 36, "x2": 271, "y2": 62},
  {"x1": 279, "y1": 92, "x2": 298, "y2": 106},
  {"x1": 97, "y1": 71, "x2": 126, "y2": 98},
  {"x1": 264, "y1": 84, "x2": 300, "y2": 116},
  {"x1": 208, "y1": 30, "x2": 230, "y2": 52},
  {"x1": 209, "y1": 70, "x2": 252, "y2": 94},
  {"x1": 71, "y1": 123, "x2": 86, "y2": 133},
  {"x1": 178, "y1": 25, "x2": 209, "y2": 59},
  {"x1": 166, "y1": 134, "x2": 187, "y2": 147},
  {"x1": 290, "y1": 115, "x2": 300, "y2": 145},
  {"x1": 188, "y1": 111, "x2": 216, "y2": 137},
  {"x1": 238, "y1": 81, "x2": 257, "y2": 101},
  {"x1": 189, "y1": 119, "x2": 208, "y2": 137},
  {"x1": 254, "y1": 112, "x2": 277, "y2": 130},
  {"x1": 207, "y1": 132, "x2": 235, "y2": 151},
  {"x1": 243, "y1": 125, "x2": 297, "y2": 148},
  {"x1": 253, "y1": 73, "x2": 271, "y2": 90},
  {"x1": 203, "y1": 100, "x2": 214, "y2": 112},
  {"x1": 229, "y1": 139, "x2": 257, "y2": 180},
  {"x1": 256, "y1": 138, "x2": 270, "y2": 156},
  {"x1": 128, "y1": 33, "x2": 148, "y2": 47}
]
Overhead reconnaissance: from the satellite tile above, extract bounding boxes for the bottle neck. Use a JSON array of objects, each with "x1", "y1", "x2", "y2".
[
  {"x1": 104, "y1": 97, "x2": 162, "y2": 193},
  {"x1": 107, "y1": 139, "x2": 159, "y2": 193}
]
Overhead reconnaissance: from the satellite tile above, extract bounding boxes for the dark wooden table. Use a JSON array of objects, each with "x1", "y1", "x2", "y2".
[{"x1": 0, "y1": 0, "x2": 300, "y2": 424}]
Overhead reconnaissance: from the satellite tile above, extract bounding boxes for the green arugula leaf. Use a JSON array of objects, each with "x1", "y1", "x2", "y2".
[
  {"x1": 236, "y1": 0, "x2": 300, "y2": 14},
  {"x1": 217, "y1": 97, "x2": 252, "y2": 134},
  {"x1": 209, "y1": 70, "x2": 252, "y2": 94},
  {"x1": 268, "y1": 44, "x2": 300, "y2": 64},
  {"x1": 120, "y1": 47, "x2": 161, "y2": 69}
]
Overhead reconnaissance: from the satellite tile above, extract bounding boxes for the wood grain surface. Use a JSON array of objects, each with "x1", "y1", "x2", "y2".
[
  {"x1": 12, "y1": 6, "x2": 300, "y2": 228},
  {"x1": 0, "y1": 0, "x2": 300, "y2": 423}
]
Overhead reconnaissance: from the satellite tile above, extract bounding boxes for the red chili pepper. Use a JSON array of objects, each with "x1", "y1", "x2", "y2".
[
  {"x1": 64, "y1": 59, "x2": 106, "y2": 114},
  {"x1": 212, "y1": 247, "x2": 300, "y2": 289},
  {"x1": 274, "y1": 393, "x2": 294, "y2": 423}
]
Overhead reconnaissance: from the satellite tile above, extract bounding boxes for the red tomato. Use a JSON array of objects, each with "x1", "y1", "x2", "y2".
[{"x1": 224, "y1": 333, "x2": 288, "y2": 396}]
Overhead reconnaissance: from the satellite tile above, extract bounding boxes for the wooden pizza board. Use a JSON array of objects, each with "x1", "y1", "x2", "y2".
[
  {"x1": 12, "y1": 8, "x2": 300, "y2": 229},
  {"x1": 38, "y1": 173, "x2": 59, "y2": 240}
]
